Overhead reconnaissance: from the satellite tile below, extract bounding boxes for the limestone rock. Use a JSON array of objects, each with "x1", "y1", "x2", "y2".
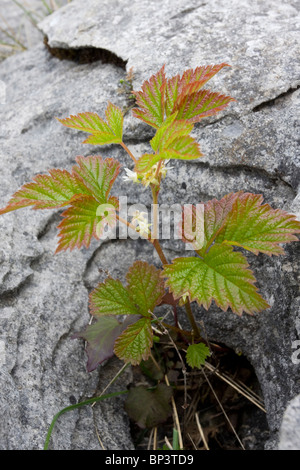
[
  {"x1": 0, "y1": 0, "x2": 299, "y2": 450},
  {"x1": 279, "y1": 394, "x2": 300, "y2": 450}
]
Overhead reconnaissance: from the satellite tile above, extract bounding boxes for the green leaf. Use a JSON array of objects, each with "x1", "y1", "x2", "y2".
[
  {"x1": 114, "y1": 317, "x2": 153, "y2": 365},
  {"x1": 186, "y1": 343, "x2": 211, "y2": 369},
  {"x1": 55, "y1": 195, "x2": 101, "y2": 253},
  {"x1": 0, "y1": 168, "x2": 88, "y2": 214},
  {"x1": 57, "y1": 102, "x2": 124, "y2": 145},
  {"x1": 135, "y1": 142, "x2": 201, "y2": 174},
  {"x1": 0, "y1": 156, "x2": 120, "y2": 220},
  {"x1": 162, "y1": 244, "x2": 270, "y2": 315},
  {"x1": 72, "y1": 155, "x2": 120, "y2": 204},
  {"x1": 135, "y1": 115, "x2": 202, "y2": 174},
  {"x1": 124, "y1": 383, "x2": 173, "y2": 428},
  {"x1": 126, "y1": 260, "x2": 165, "y2": 315},
  {"x1": 105, "y1": 101, "x2": 123, "y2": 141},
  {"x1": 132, "y1": 65, "x2": 167, "y2": 128},
  {"x1": 149, "y1": 112, "x2": 182, "y2": 152},
  {"x1": 215, "y1": 193, "x2": 300, "y2": 256},
  {"x1": 90, "y1": 261, "x2": 165, "y2": 319},
  {"x1": 90, "y1": 278, "x2": 140, "y2": 317}
]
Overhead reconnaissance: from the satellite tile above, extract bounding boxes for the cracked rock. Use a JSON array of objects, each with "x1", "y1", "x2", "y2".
[{"x1": 0, "y1": 0, "x2": 299, "y2": 450}]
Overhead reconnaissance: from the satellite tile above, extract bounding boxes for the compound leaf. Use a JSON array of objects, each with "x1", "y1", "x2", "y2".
[
  {"x1": 186, "y1": 343, "x2": 211, "y2": 369},
  {"x1": 132, "y1": 65, "x2": 167, "y2": 129},
  {"x1": 114, "y1": 317, "x2": 153, "y2": 365},
  {"x1": 55, "y1": 195, "x2": 101, "y2": 253},
  {"x1": 0, "y1": 169, "x2": 88, "y2": 214},
  {"x1": 72, "y1": 155, "x2": 120, "y2": 204},
  {"x1": 89, "y1": 277, "x2": 140, "y2": 317},
  {"x1": 174, "y1": 89, "x2": 235, "y2": 123},
  {"x1": 57, "y1": 102, "x2": 124, "y2": 145},
  {"x1": 162, "y1": 244, "x2": 270, "y2": 315},
  {"x1": 105, "y1": 101, "x2": 123, "y2": 141},
  {"x1": 126, "y1": 260, "x2": 165, "y2": 315},
  {"x1": 0, "y1": 156, "x2": 120, "y2": 224},
  {"x1": 124, "y1": 383, "x2": 173, "y2": 428},
  {"x1": 165, "y1": 63, "x2": 230, "y2": 116},
  {"x1": 215, "y1": 193, "x2": 300, "y2": 256}
]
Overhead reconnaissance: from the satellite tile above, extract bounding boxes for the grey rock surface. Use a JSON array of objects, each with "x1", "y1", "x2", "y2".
[
  {"x1": 279, "y1": 394, "x2": 300, "y2": 450},
  {"x1": 0, "y1": 0, "x2": 299, "y2": 450},
  {"x1": 0, "y1": 0, "x2": 70, "y2": 61}
]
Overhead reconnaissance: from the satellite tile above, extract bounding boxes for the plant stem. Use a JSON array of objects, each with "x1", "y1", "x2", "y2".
[
  {"x1": 151, "y1": 239, "x2": 168, "y2": 265},
  {"x1": 120, "y1": 141, "x2": 137, "y2": 163},
  {"x1": 184, "y1": 299, "x2": 201, "y2": 340},
  {"x1": 151, "y1": 185, "x2": 159, "y2": 240}
]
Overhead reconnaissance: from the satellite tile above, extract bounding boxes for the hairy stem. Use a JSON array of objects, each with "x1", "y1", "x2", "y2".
[
  {"x1": 120, "y1": 141, "x2": 137, "y2": 163},
  {"x1": 152, "y1": 239, "x2": 168, "y2": 265},
  {"x1": 184, "y1": 299, "x2": 201, "y2": 340}
]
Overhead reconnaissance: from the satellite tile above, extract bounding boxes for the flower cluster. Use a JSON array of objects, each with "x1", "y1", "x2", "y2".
[
  {"x1": 130, "y1": 210, "x2": 152, "y2": 237},
  {"x1": 122, "y1": 160, "x2": 173, "y2": 188}
]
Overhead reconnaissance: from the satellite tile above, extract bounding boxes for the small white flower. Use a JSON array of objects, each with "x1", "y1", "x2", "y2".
[
  {"x1": 131, "y1": 210, "x2": 152, "y2": 237},
  {"x1": 122, "y1": 168, "x2": 139, "y2": 183},
  {"x1": 140, "y1": 160, "x2": 174, "y2": 187}
]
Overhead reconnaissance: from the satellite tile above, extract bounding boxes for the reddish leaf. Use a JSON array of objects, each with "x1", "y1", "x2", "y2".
[
  {"x1": 132, "y1": 65, "x2": 167, "y2": 128},
  {"x1": 173, "y1": 89, "x2": 235, "y2": 123},
  {"x1": 74, "y1": 315, "x2": 137, "y2": 372},
  {"x1": 55, "y1": 195, "x2": 100, "y2": 253},
  {"x1": 72, "y1": 155, "x2": 120, "y2": 204},
  {"x1": 215, "y1": 193, "x2": 300, "y2": 256},
  {"x1": 165, "y1": 63, "x2": 230, "y2": 116},
  {"x1": 0, "y1": 169, "x2": 88, "y2": 214}
]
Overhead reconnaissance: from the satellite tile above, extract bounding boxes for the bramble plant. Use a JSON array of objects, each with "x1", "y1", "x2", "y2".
[{"x1": 1, "y1": 64, "x2": 300, "y2": 435}]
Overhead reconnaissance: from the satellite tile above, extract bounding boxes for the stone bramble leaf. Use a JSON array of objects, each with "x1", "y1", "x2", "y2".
[
  {"x1": 0, "y1": 168, "x2": 88, "y2": 214},
  {"x1": 114, "y1": 316, "x2": 153, "y2": 365},
  {"x1": 0, "y1": 156, "x2": 121, "y2": 254},
  {"x1": 132, "y1": 65, "x2": 167, "y2": 129},
  {"x1": 89, "y1": 277, "x2": 140, "y2": 318},
  {"x1": 215, "y1": 192, "x2": 300, "y2": 256},
  {"x1": 90, "y1": 261, "x2": 165, "y2": 318},
  {"x1": 89, "y1": 261, "x2": 165, "y2": 365},
  {"x1": 126, "y1": 260, "x2": 165, "y2": 315},
  {"x1": 55, "y1": 195, "x2": 101, "y2": 253},
  {"x1": 57, "y1": 102, "x2": 124, "y2": 145},
  {"x1": 162, "y1": 244, "x2": 270, "y2": 316},
  {"x1": 173, "y1": 89, "x2": 235, "y2": 123},
  {"x1": 186, "y1": 343, "x2": 211, "y2": 369},
  {"x1": 182, "y1": 192, "x2": 300, "y2": 257},
  {"x1": 165, "y1": 63, "x2": 231, "y2": 116}
]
